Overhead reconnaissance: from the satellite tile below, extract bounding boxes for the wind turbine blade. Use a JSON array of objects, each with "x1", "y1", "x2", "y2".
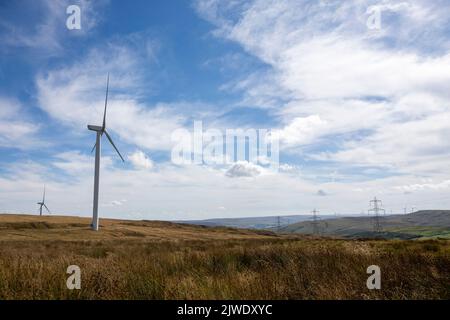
[
  {"x1": 43, "y1": 185, "x2": 46, "y2": 203},
  {"x1": 91, "y1": 141, "x2": 97, "y2": 153},
  {"x1": 102, "y1": 73, "x2": 109, "y2": 131},
  {"x1": 104, "y1": 130, "x2": 124, "y2": 162},
  {"x1": 43, "y1": 204, "x2": 51, "y2": 214}
]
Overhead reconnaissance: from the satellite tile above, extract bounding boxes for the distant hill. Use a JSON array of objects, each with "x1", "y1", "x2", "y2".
[
  {"x1": 177, "y1": 214, "x2": 339, "y2": 229},
  {"x1": 281, "y1": 210, "x2": 450, "y2": 239}
]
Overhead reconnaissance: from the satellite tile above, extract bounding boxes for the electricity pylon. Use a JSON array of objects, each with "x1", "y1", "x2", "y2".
[
  {"x1": 368, "y1": 197, "x2": 385, "y2": 233},
  {"x1": 311, "y1": 209, "x2": 319, "y2": 235}
]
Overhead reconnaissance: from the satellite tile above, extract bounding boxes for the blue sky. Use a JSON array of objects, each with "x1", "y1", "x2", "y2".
[{"x1": 1, "y1": 0, "x2": 450, "y2": 220}]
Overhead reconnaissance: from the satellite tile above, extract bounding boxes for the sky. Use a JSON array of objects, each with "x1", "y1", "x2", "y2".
[{"x1": 1, "y1": 0, "x2": 450, "y2": 220}]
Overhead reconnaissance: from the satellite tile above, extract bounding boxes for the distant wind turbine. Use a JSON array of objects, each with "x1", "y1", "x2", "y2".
[
  {"x1": 37, "y1": 185, "x2": 51, "y2": 216},
  {"x1": 88, "y1": 74, "x2": 125, "y2": 231}
]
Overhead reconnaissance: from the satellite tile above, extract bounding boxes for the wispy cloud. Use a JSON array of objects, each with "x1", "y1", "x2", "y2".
[
  {"x1": 0, "y1": 0, "x2": 104, "y2": 56},
  {"x1": 36, "y1": 37, "x2": 187, "y2": 151},
  {"x1": 1, "y1": 1, "x2": 450, "y2": 218},
  {"x1": 195, "y1": 0, "x2": 450, "y2": 178},
  {"x1": 0, "y1": 97, "x2": 42, "y2": 149}
]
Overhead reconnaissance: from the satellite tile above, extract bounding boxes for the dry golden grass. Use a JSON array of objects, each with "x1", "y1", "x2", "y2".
[
  {"x1": 0, "y1": 214, "x2": 449, "y2": 299},
  {"x1": 0, "y1": 214, "x2": 276, "y2": 241}
]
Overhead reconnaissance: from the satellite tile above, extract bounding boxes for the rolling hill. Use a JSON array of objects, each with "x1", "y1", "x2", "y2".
[
  {"x1": 280, "y1": 210, "x2": 450, "y2": 239},
  {"x1": 0, "y1": 213, "x2": 448, "y2": 299},
  {"x1": 0, "y1": 214, "x2": 277, "y2": 241},
  {"x1": 177, "y1": 214, "x2": 337, "y2": 229}
]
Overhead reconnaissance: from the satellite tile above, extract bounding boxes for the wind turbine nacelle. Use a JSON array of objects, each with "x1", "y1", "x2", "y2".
[{"x1": 88, "y1": 125, "x2": 103, "y2": 132}]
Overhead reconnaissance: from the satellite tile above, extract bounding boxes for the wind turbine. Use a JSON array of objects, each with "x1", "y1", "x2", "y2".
[
  {"x1": 88, "y1": 74, "x2": 124, "y2": 231},
  {"x1": 37, "y1": 185, "x2": 51, "y2": 216}
]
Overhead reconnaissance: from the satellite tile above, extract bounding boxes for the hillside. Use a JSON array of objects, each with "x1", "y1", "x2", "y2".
[
  {"x1": 0, "y1": 214, "x2": 277, "y2": 241},
  {"x1": 0, "y1": 213, "x2": 449, "y2": 299},
  {"x1": 281, "y1": 210, "x2": 450, "y2": 239},
  {"x1": 178, "y1": 214, "x2": 335, "y2": 229}
]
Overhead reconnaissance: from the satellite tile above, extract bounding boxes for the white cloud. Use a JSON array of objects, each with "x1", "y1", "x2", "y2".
[
  {"x1": 0, "y1": 97, "x2": 41, "y2": 149},
  {"x1": 0, "y1": 157, "x2": 318, "y2": 219},
  {"x1": 3, "y1": 156, "x2": 450, "y2": 219},
  {"x1": 3, "y1": 0, "x2": 450, "y2": 219},
  {"x1": 36, "y1": 39, "x2": 186, "y2": 152},
  {"x1": 52, "y1": 151, "x2": 114, "y2": 176},
  {"x1": 195, "y1": 0, "x2": 450, "y2": 178},
  {"x1": 128, "y1": 150, "x2": 154, "y2": 170},
  {"x1": 110, "y1": 199, "x2": 127, "y2": 206},
  {"x1": 277, "y1": 115, "x2": 328, "y2": 147},
  {"x1": 395, "y1": 179, "x2": 450, "y2": 192},
  {"x1": 279, "y1": 163, "x2": 300, "y2": 174},
  {"x1": 225, "y1": 161, "x2": 263, "y2": 178},
  {"x1": 0, "y1": 0, "x2": 103, "y2": 55}
]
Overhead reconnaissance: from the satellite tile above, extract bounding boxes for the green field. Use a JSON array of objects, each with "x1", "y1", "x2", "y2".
[
  {"x1": 281, "y1": 211, "x2": 450, "y2": 240},
  {"x1": 386, "y1": 226, "x2": 450, "y2": 239}
]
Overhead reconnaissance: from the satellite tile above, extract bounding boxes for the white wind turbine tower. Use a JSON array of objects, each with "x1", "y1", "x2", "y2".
[
  {"x1": 37, "y1": 185, "x2": 51, "y2": 216},
  {"x1": 88, "y1": 74, "x2": 124, "y2": 231}
]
